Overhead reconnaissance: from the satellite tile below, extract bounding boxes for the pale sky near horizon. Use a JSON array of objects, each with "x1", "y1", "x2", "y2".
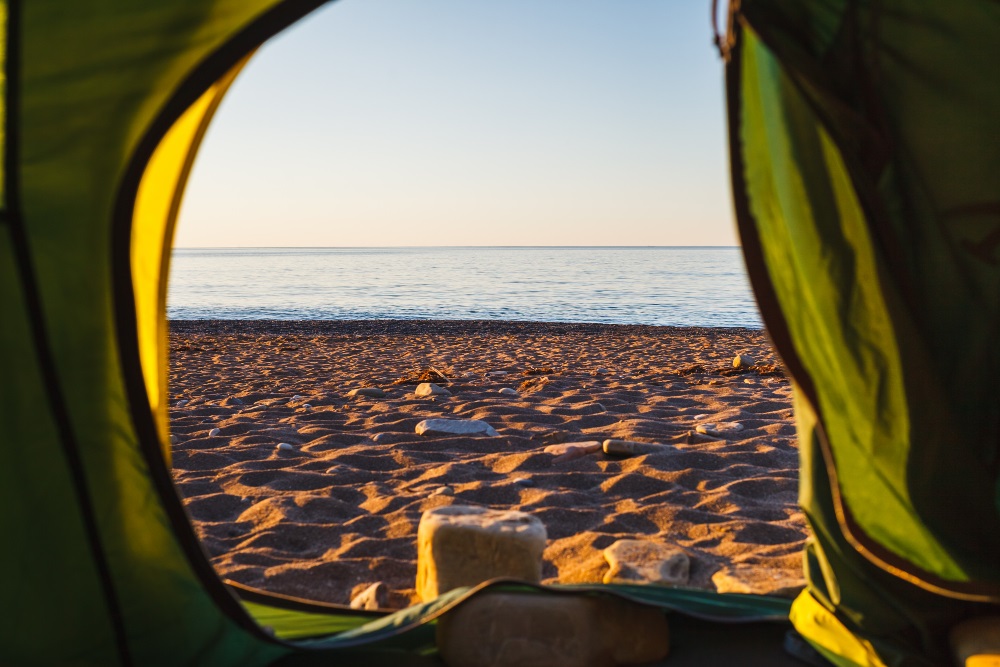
[{"x1": 175, "y1": 0, "x2": 737, "y2": 248}]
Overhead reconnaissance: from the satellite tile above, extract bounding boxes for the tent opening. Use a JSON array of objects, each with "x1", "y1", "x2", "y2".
[{"x1": 158, "y1": 0, "x2": 803, "y2": 613}]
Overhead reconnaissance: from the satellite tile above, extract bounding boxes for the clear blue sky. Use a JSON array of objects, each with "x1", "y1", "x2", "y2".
[{"x1": 175, "y1": 0, "x2": 736, "y2": 247}]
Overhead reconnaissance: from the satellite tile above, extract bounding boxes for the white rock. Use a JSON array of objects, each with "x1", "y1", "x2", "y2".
[
  {"x1": 712, "y1": 566, "x2": 805, "y2": 599},
  {"x1": 175, "y1": 399, "x2": 188, "y2": 407},
  {"x1": 415, "y1": 382, "x2": 451, "y2": 397},
  {"x1": 733, "y1": 353, "x2": 756, "y2": 368},
  {"x1": 325, "y1": 466, "x2": 338, "y2": 474},
  {"x1": 169, "y1": 435, "x2": 178, "y2": 445},
  {"x1": 416, "y1": 506, "x2": 546, "y2": 601},
  {"x1": 694, "y1": 414, "x2": 709, "y2": 420},
  {"x1": 595, "y1": 367, "x2": 609, "y2": 374},
  {"x1": 431, "y1": 485, "x2": 455, "y2": 497},
  {"x1": 301, "y1": 403, "x2": 313, "y2": 409},
  {"x1": 350, "y1": 582, "x2": 388, "y2": 610},
  {"x1": 695, "y1": 422, "x2": 744, "y2": 437},
  {"x1": 347, "y1": 387, "x2": 386, "y2": 399},
  {"x1": 371, "y1": 432, "x2": 390, "y2": 443},
  {"x1": 602, "y1": 439, "x2": 662, "y2": 457},
  {"x1": 415, "y1": 419, "x2": 498, "y2": 437},
  {"x1": 208, "y1": 428, "x2": 221, "y2": 437},
  {"x1": 603, "y1": 540, "x2": 690, "y2": 586},
  {"x1": 487, "y1": 371, "x2": 509, "y2": 377},
  {"x1": 498, "y1": 387, "x2": 518, "y2": 396},
  {"x1": 276, "y1": 443, "x2": 295, "y2": 453},
  {"x1": 292, "y1": 394, "x2": 304, "y2": 400},
  {"x1": 512, "y1": 477, "x2": 534, "y2": 487}
]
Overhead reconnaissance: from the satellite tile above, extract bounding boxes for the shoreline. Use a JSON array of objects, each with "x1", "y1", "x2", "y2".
[
  {"x1": 168, "y1": 319, "x2": 804, "y2": 608},
  {"x1": 168, "y1": 319, "x2": 767, "y2": 336}
]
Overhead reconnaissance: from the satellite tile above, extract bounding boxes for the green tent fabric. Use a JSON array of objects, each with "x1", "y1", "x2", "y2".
[
  {"x1": 1, "y1": 0, "x2": 997, "y2": 665},
  {"x1": 725, "y1": 0, "x2": 1000, "y2": 664}
]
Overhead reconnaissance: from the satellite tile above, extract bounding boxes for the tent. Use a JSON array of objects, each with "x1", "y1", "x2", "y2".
[{"x1": 0, "y1": 0, "x2": 996, "y2": 665}]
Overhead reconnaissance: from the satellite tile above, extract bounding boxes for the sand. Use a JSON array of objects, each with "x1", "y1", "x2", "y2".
[{"x1": 168, "y1": 320, "x2": 806, "y2": 609}]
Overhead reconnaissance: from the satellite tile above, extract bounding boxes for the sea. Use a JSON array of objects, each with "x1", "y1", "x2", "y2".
[{"x1": 167, "y1": 247, "x2": 762, "y2": 328}]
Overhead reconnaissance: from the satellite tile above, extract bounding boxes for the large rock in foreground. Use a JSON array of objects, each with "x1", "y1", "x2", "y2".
[
  {"x1": 417, "y1": 506, "x2": 546, "y2": 601},
  {"x1": 602, "y1": 539, "x2": 690, "y2": 586},
  {"x1": 437, "y1": 591, "x2": 669, "y2": 667},
  {"x1": 415, "y1": 418, "x2": 498, "y2": 437}
]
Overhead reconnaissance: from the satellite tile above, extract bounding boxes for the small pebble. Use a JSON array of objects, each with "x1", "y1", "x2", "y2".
[
  {"x1": 276, "y1": 443, "x2": 294, "y2": 453},
  {"x1": 175, "y1": 399, "x2": 188, "y2": 407},
  {"x1": 593, "y1": 403, "x2": 606, "y2": 411},
  {"x1": 694, "y1": 414, "x2": 709, "y2": 420},
  {"x1": 513, "y1": 477, "x2": 534, "y2": 487},
  {"x1": 301, "y1": 403, "x2": 313, "y2": 409},
  {"x1": 292, "y1": 395, "x2": 304, "y2": 400},
  {"x1": 415, "y1": 382, "x2": 452, "y2": 397},
  {"x1": 595, "y1": 367, "x2": 609, "y2": 374},
  {"x1": 325, "y1": 467, "x2": 338, "y2": 474},
  {"x1": 488, "y1": 371, "x2": 508, "y2": 376},
  {"x1": 208, "y1": 428, "x2": 221, "y2": 437},
  {"x1": 733, "y1": 353, "x2": 756, "y2": 368},
  {"x1": 498, "y1": 387, "x2": 518, "y2": 396},
  {"x1": 695, "y1": 422, "x2": 744, "y2": 437},
  {"x1": 372, "y1": 432, "x2": 390, "y2": 443},
  {"x1": 169, "y1": 435, "x2": 178, "y2": 445},
  {"x1": 431, "y1": 486, "x2": 455, "y2": 496},
  {"x1": 348, "y1": 387, "x2": 386, "y2": 399}
]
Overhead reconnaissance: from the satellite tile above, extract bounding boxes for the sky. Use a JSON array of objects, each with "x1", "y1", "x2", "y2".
[{"x1": 175, "y1": 0, "x2": 736, "y2": 247}]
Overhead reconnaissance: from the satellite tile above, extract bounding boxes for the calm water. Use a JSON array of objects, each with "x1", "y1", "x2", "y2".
[{"x1": 167, "y1": 247, "x2": 762, "y2": 328}]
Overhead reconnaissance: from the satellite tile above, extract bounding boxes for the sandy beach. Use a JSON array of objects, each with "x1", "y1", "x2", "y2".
[{"x1": 168, "y1": 320, "x2": 805, "y2": 609}]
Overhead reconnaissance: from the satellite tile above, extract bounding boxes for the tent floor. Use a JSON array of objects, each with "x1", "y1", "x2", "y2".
[
  {"x1": 276, "y1": 618, "x2": 818, "y2": 667},
  {"x1": 653, "y1": 616, "x2": 816, "y2": 666}
]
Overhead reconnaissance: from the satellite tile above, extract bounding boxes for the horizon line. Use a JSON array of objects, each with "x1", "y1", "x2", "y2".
[{"x1": 172, "y1": 244, "x2": 743, "y2": 250}]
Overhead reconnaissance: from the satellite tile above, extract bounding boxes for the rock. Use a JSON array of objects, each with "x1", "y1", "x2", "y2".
[
  {"x1": 603, "y1": 540, "x2": 690, "y2": 586},
  {"x1": 431, "y1": 485, "x2": 455, "y2": 497},
  {"x1": 602, "y1": 439, "x2": 662, "y2": 457},
  {"x1": 733, "y1": 353, "x2": 756, "y2": 368},
  {"x1": 436, "y1": 591, "x2": 669, "y2": 667},
  {"x1": 694, "y1": 413, "x2": 709, "y2": 420},
  {"x1": 416, "y1": 419, "x2": 498, "y2": 437},
  {"x1": 595, "y1": 367, "x2": 610, "y2": 374},
  {"x1": 593, "y1": 403, "x2": 606, "y2": 412},
  {"x1": 371, "y1": 432, "x2": 390, "y2": 443},
  {"x1": 498, "y1": 387, "x2": 518, "y2": 396},
  {"x1": 695, "y1": 422, "x2": 744, "y2": 437},
  {"x1": 488, "y1": 371, "x2": 509, "y2": 376},
  {"x1": 416, "y1": 506, "x2": 546, "y2": 601},
  {"x1": 276, "y1": 443, "x2": 295, "y2": 453},
  {"x1": 544, "y1": 441, "x2": 602, "y2": 464},
  {"x1": 711, "y1": 566, "x2": 805, "y2": 598},
  {"x1": 325, "y1": 466, "x2": 338, "y2": 474},
  {"x1": 292, "y1": 394, "x2": 304, "y2": 400},
  {"x1": 512, "y1": 477, "x2": 534, "y2": 487},
  {"x1": 301, "y1": 403, "x2": 313, "y2": 409},
  {"x1": 175, "y1": 399, "x2": 188, "y2": 407},
  {"x1": 415, "y1": 382, "x2": 452, "y2": 397},
  {"x1": 221, "y1": 396, "x2": 243, "y2": 406},
  {"x1": 208, "y1": 428, "x2": 221, "y2": 437},
  {"x1": 169, "y1": 435, "x2": 178, "y2": 445},
  {"x1": 348, "y1": 387, "x2": 386, "y2": 399},
  {"x1": 349, "y1": 582, "x2": 388, "y2": 610}
]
